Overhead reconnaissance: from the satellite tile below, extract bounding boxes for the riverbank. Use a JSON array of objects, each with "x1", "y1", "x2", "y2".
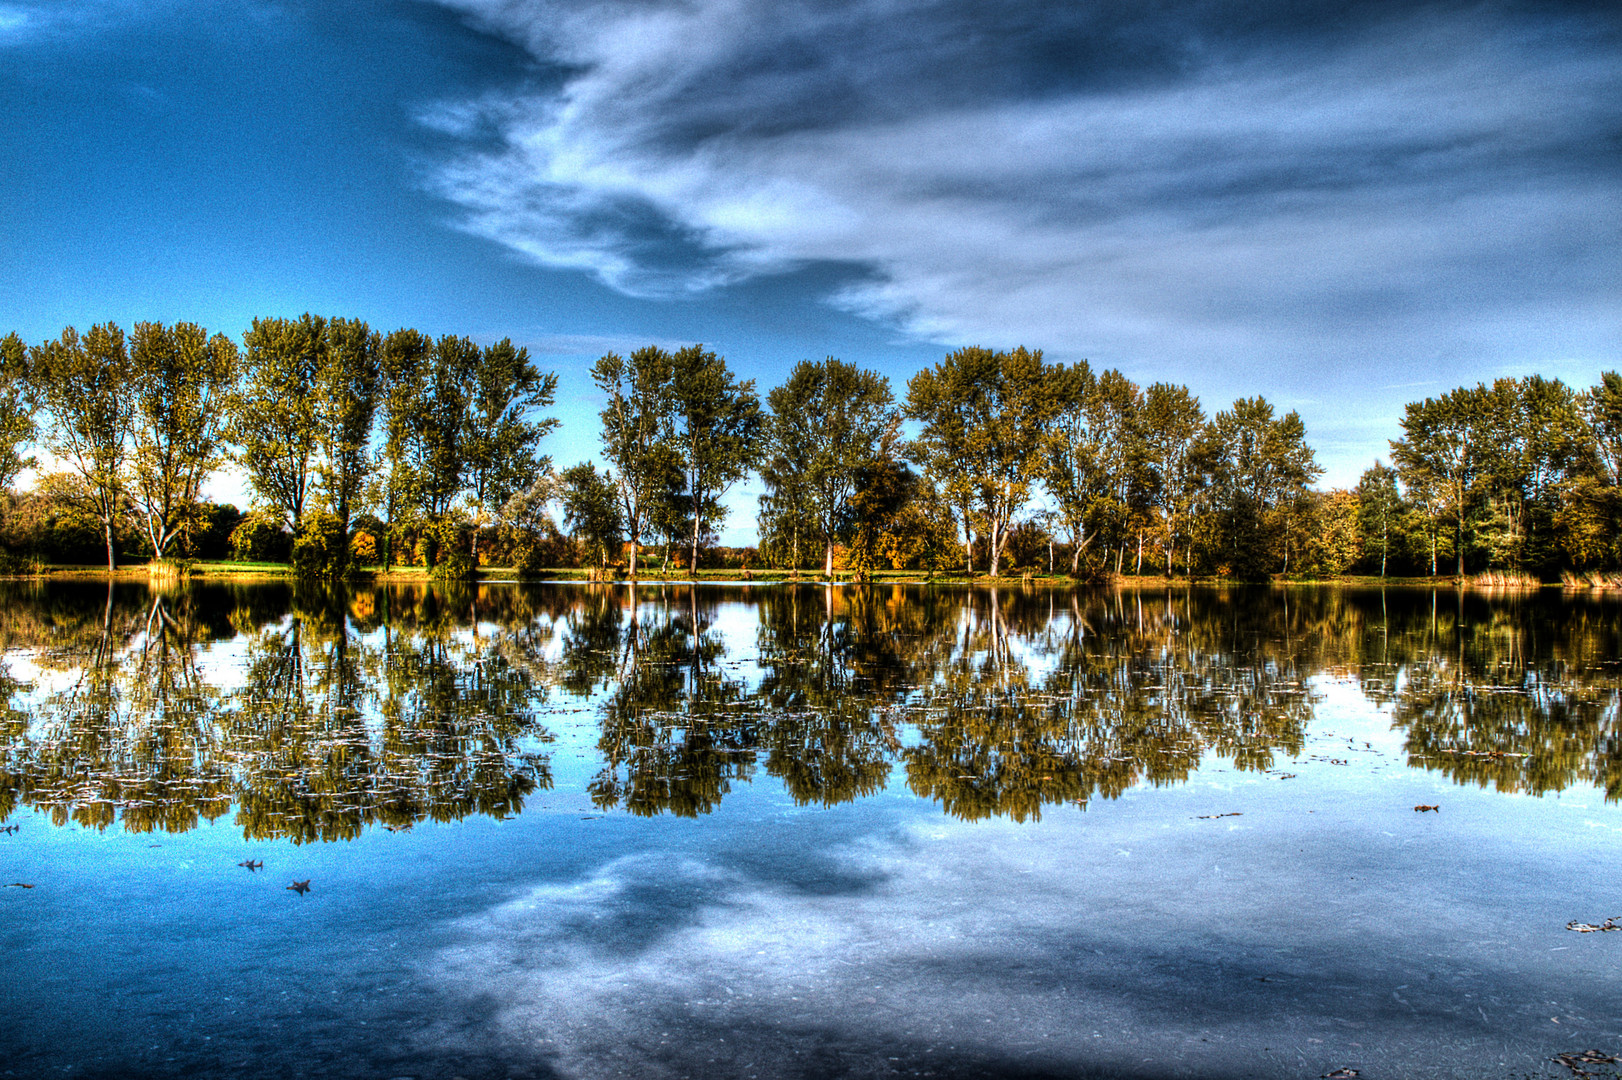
[{"x1": 7, "y1": 561, "x2": 1602, "y2": 589}]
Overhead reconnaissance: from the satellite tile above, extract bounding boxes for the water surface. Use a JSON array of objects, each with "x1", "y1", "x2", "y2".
[{"x1": 2, "y1": 581, "x2": 1618, "y2": 1079}]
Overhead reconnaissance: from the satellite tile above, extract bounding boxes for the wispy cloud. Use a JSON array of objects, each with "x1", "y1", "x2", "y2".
[{"x1": 421, "y1": 0, "x2": 1620, "y2": 477}]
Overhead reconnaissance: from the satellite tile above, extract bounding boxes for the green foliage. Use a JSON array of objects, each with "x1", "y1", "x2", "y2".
[
  {"x1": 26, "y1": 323, "x2": 136, "y2": 569},
  {"x1": 906, "y1": 345, "x2": 1057, "y2": 576},
  {"x1": 668, "y1": 345, "x2": 762, "y2": 572},
  {"x1": 229, "y1": 512, "x2": 292, "y2": 563},
  {"x1": 559, "y1": 462, "x2": 623, "y2": 569},
  {"x1": 426, "y1": 517, "x2": 476, "y2": 580},
  {"x1": 593, "y1": 346, "x2": 680, "y2": 575},
  {"x1": 313, "y1": 318, "x2": 382, "y2": 537},
  {"x1": 465, "y1": 338, "x2": 558, "y2": 544},
  {"x1": 291, "y1": 511, "x2": 349, "y2": 579},
  {"x1": 1203, "y1": 396, "x2": 1321, "y2": 579},
  {"x1": 1045, "y1": 363, "x2": 1146, "y2": 576},
  {"x1": 0, "y1": 333, "x2": 37, "y2": 493},
  {"x1": 129, "y1": 320, "x2": 239, "y2": 560},
  {"x1": 1137, "y1": 383, "x2": 1206, "y2": 577},
  {"x1": 231, "y1": 314, "x2": 323, "y2": 531},
  {"x1": 1356, "y1": 462, "x2": 1404, "y2": 576},
  {"x1": 762, "y1": 357, "x2": 899, "y2": 576},
  {"x1": 374, "y1": 328, "x2": 432, "y2": 566}
]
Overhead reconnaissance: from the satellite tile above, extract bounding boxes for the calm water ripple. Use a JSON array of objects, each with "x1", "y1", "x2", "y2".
[{"x1": 2, "y1": 581, "x2": 1619, "y2": 1079}]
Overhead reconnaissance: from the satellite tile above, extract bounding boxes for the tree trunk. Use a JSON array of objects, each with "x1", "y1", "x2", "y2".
[
  {"x1": 104, "y1": 516, "x2": 117, "y2": 572},
  {"x1": 825, "y1": 540, "x2": 834, "y2": 578},
  {"x1": 629, "y1": 538, "x2": 639, "y2": 577}
]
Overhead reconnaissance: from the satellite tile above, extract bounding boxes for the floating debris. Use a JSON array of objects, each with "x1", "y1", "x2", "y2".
[
  {"x1": 237, "y1": 860, "x2": 263, "y2": 872},
  {"x1": 1566, "y1": 917, "x2": 1621, "y2": 933},
  {"x1": 1554, "y1": 1050, "x2": 1619, "y2": 1078},
  {"x1": 1196, "y1": 812, "x2": 1242, "y2": 820},
  {"x1": 0, "y1": 824, "x2": 18, "y2": 835},
  {"x1": 1322, "y1": 1069, "x2": 1359, "y2": 1079},
  {"x1": 286, "y1": 880, "x2": 311, "y2": 896},
  {"x1": 1414, "y1": 804, "x2": 1439, "y2": 813},
  {"x1": 5, "y1": 882, "x2": 34, "y2": 889}
]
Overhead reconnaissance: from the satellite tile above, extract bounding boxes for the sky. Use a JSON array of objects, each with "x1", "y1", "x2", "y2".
[{"x1": 2, "y1": 0, "x2": 1618, "y2": 542}]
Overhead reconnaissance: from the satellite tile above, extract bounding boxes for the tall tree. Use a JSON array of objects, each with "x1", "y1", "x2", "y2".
[
  {"x1": 763, "y1": 358, "x2": 900, "y2": 577},
  {"x1": 28, "y1": 324, "x2": 135, "y2": 569},
  {"x1": 593, "y1": 347, "x2": 676, "y2": 577},
  {"x1": 1206, "y1": 397, "x2": 1321, "y2": 578},
  {"x1": 465, "y1": 338, "x2": 559, "y2": 560},
  {"x1": 1471, "y1": 376, "x2": 1587, "y2": 574},
  {"x1": 1390, "y1": 388, "x2": 1481, "y2": 578},
  {"x1": 1137, "y1": 383, "x2": 1206, "y2": 577},
  {"x1": 313, "y1": 318, "x2": 382, "y2": 544},
  {"x1": 906, "y1": 346, "x2": 1055, "y2": 577},
  {"x1": 559, "y1": 462, "x2": 624, "y2": 570},
  {"x1": 1356, "y1": 461, "x2": 1403, "y2": 578},
  {"x1": 412, "y1": 334, "x2": 480, "y2": 520},
  {"x1": 128, "y1": 321, "x2": 239, "y2": 561},
  {"x1": 231, "y1": 315, "x2": 324, "y2": 532},
  {"x1": 667, "y1": 345, "x2": 761, "y2": 572},
  {"x1": 0, "y1": 333, "x2": 38, "y2": 493},
  {"x1": 374, "y1": 328, "x2": 432, "y2": 569}
]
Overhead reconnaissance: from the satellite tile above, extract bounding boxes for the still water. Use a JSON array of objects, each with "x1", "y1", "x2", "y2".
[{"x1": 1, "y1": 581, "x2": 1618, "y2": 1079}]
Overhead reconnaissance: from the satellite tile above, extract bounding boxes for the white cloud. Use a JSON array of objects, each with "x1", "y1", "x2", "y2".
[{"x1": 423, "y1": 0, "x2": 1621, "y2": 484}]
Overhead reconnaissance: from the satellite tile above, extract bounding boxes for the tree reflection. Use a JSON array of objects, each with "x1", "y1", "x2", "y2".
[
  {"x1": 0, "y1": 581, "x2": 555, "y2": 840},
  {"x1": 0, "y1": 581, "x2": 1619, "y2": 835}
]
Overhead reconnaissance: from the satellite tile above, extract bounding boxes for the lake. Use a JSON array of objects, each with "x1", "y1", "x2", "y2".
[{"x1": 1, "y1": 580, "x2": 1618, "y2": 1080}]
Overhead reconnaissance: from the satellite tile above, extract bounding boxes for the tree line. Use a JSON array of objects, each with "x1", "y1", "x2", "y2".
[{"x1": 3, "y1": 317, "x2": 1620, "y2": 580}]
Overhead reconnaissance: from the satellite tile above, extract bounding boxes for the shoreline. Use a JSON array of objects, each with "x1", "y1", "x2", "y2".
[{"x1": 1, "y1": 562, "x2": 1607, "y2": 590}]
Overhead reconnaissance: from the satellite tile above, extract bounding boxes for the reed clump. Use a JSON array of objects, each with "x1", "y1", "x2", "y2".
[
  {"x1": 1471, "y1": 569, "x2": 1541, "y2": 589},
  {"x1": 1561, "y1": 570, "x2": 1622, "y2": 589}
]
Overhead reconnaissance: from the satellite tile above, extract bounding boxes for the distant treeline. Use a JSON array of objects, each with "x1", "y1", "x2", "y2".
[{"x1": 2, "y1": 317, "x2": 1619, "y2": 581}]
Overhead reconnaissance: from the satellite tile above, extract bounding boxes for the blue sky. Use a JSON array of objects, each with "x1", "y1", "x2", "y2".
[{"x1": 2, "y1": 0, "x2": 1618, "y2": 541}]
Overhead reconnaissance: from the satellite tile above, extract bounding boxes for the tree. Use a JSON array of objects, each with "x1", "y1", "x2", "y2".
[
  {"x1": 374, "y1": 328, "x2": 432, "y2": 569},
  {"x1": 231, "y1": 315, "x2": 323, "y2": 532},
  {"x1": 127, "y1": 321, "x2": 239, "y2": 563},
  {"x1": 593, "y1": 347, "x2": 677, "y2": 577},
  {"x1": 667, "y1": 345, "x2": 761, "y2": 573},
  {"x1": 313, "y1": 318, "x2": 382, "y2": 547},
  {"x1": 0, "y1": 333, "x2": 38, "y2": 493},
  {"x1": 1205, "y1": 397, "x2": 1321, "y2": 578},
  {"x1": 1473, "y1": 376, "x2": 1587, "y2": 575},
  {"x1": 1137, "y1": 383, "x2": 1206, "y2": 577},
  {"x1": 465, "y1": 338, "x2": 558, "y2": 560},
  {"x1": 906, "y1": 346, "x2": 1055, "y2": 577},
  {"x1": 1390, "y1": 389, "x2": 1480, "y2": 578},
  {"x1": 1301, "y1": 489, "x2": 1361, "y2": 577},
  {"x1": 763, "y1": 358, "x2": 900, "y2": 577},
  {"x1": 1356, "y1": 462, "x2": 1403, "y2": 577},
  {"x1": 28, "y1": 324, "x2": 135, "y2": 569},
  {"x1": 413, "y1": 334, "x2": 481, "y2": 520},
  {"x1": 560, "y1": 463, "x2": 623, "y2": 570},
  {"x1": 1044, "y1": 362, "x2": 1141, "y2": 576}
]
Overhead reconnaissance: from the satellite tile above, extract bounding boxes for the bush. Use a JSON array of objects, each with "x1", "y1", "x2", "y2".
[
  {"x1": 425, "y1": 516, "x2": 476, "y2": 580},
  {"x1": 350, "y1": 530, "x2": 377, "y2": 565},
  {"x1": 291, "y1": 512, "x2": 348, "y2": 579},
  {"x1": 228, "y1": 513, "x2": 292, "y2": 563}
]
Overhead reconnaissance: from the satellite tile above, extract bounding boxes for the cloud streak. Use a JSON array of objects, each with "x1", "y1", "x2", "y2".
[
  {"x1": 429, "y1": 801, "x2": 1622, "y2": 1079},
  {"x1": 421, "y1": 0, "x2": 1620, "y2": 476}
]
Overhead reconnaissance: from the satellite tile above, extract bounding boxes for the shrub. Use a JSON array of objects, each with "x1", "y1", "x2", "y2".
[{"x1": 228, "y1": 513, "x2": 292, "y2": 563}]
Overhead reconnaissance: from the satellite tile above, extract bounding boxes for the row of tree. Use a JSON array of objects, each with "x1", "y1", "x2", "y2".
[
  {"x1": 1, "y1": 317, "x2": 556, "y2": 575},
  {"x1": 5, "y1": 317, "x2": 1621, "y2": 579}
]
